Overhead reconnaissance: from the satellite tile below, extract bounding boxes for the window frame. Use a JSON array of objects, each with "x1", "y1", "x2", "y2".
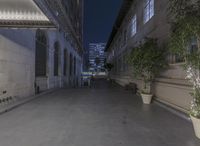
[
  {"x1": 35, "y1": 30, "x2": 48, "y2": 77},
  {"x1": 131, "y1": 15, "x2": 137, "y2": 37},
  {"x1": 63, "y1": 49, "x2": 68, "y2": 76},
  {"x1": 144, "y1": 0, "x2": 154, "y2": 24},
  {"x1": 54, "y1": 42, "x2": 60, "y2": 76}
]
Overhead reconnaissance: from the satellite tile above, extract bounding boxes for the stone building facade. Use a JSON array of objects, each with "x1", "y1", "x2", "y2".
[
  {"x1": 0, "y1": 0, "x2": 83, "y2": 102},
  {"x1": 105, "y1": 0, "x2": 197, "y2": 112}
]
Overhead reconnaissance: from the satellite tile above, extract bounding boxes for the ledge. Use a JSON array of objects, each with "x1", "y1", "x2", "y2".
[
  {"x1": 154, "y1": 98, "x2": 191, "y2": 122},
  {"x1": 0, "y1": 88, "x2": 58, "y2": 115}
]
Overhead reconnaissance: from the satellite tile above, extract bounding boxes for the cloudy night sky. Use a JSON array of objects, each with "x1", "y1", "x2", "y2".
[{"x1": 83, "y1": 0, "x2": 123, "y2": 50}]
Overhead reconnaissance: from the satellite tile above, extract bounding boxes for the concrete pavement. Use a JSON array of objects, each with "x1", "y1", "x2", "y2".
[{"x1": 0, "y1": 79, "x2": 199, "y2": 146}]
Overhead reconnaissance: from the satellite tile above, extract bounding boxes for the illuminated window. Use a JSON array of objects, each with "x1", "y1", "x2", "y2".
[
  {"x1": 144, "y1": 0, "x2": 154, "y2": 23},
  {"x1": 131, "y1": 15, "x2": 137, "y2": 36}
]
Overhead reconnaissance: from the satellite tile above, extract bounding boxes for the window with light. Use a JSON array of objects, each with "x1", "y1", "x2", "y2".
[
  {"x1": 144, "y1": 0, "x2": 154, "y2": 23},
  {"x1": 131, "y1": 15, "x2": 137, "y2": 36}
]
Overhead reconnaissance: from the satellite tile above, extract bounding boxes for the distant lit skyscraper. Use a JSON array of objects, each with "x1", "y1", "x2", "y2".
[{"x1": 89, "y1": 43, "x2": 106, "y2": 72}]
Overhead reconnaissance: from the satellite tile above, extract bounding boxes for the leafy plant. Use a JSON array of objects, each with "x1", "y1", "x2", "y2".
[
  {"x1": 127, "y1": 38, "x2": 168, "y2": 94},
  {"x1": 169, "y1": 0, "x2": 200, "y2": 118}
]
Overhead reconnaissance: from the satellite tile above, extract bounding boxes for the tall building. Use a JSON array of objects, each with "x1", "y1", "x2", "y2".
[
  {"x1": 105, "y1": 0, "x2": 198, "y2": 113},
  {"x1": 0, "y1": 0, "x2": 84, "y2": 103},
  {"x1": 89, "y1": 43, "x2": 106, "y2": 72}
]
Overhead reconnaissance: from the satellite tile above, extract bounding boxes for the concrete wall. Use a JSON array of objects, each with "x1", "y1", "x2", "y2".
[
  {"x1": 0, "y1": 29, "x2": 35, "y2": 99},
  {"x1": 0, "y1": 28, "x2": 82, "y2": 103},
  {"x1": 46, "y1": 30, "x2": 82, "y2": 89},
  {"x1": 107, "y1": 0, "x2": 193, "y2": 112}
]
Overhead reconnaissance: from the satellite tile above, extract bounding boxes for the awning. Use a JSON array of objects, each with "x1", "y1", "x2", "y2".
[{"x1": 0, "y1": 0, "x2": 53, "y2": 28}]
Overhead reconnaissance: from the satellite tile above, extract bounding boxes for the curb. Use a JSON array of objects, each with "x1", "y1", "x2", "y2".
[
  {"x1": 0, "y1": 89, "x2": 58, "y2": 115},
  {"x1": 153, "y1": 99, "x2": 191, "y2": 122}
]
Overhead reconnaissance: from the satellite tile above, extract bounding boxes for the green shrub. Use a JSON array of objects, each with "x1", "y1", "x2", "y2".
[{"x1": 127, "y1": 38, "x2": 168, "y2": 93}]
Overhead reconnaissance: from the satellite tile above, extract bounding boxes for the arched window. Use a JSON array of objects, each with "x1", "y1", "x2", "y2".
[
  {"x1": 35, "y1": 29, "x2": 48, "y2": 77},
  {"x1": 74, "y1": 56, "x2": 76, "y2": 75},
  {"x1": 69, "y1": 53, "x2": 73, "y2": 76},
  {"x1": 54, "y1": 42, "x2": 60, "y2": 76},
  {"x1": 63, "y1": 49, "x2": 68, "y2": 76}
]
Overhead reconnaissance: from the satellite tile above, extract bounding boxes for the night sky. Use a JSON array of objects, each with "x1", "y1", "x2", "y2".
[{"x1": 83, "y1": 0, "x2": 123, "y2": 50}]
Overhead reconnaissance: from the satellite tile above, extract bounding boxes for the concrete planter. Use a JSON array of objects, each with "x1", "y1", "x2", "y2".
[
  {"x1": 141, "y1": 93, "x2": 153, "y2": 104},
  {"x1": 190, "y1": 115, "x2": 200, "y2": 139}
]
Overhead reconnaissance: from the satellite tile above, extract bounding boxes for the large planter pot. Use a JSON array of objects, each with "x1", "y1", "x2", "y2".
[
  {"x1": 190, "y1": 115, "x2": 200, "y2": 139},
  {"x1": 141, "y1": 93, "x2": 153, "y2": 104}
]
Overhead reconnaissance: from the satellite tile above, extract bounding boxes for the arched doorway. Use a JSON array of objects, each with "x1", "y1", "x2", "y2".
[
  {"x1": 63, "y1": 49, "x2": 68, "y2": 76},
  {"x1": 69, "y1": 53, "x2": 73, "y2": 86},
  {"x1": 54, "y1": 41, "x2": 61, "y2": 76},
  {"x1": 69, "y1": 53, "x2": 73, "y2": 77},
  {"x1": 35, "y1": 29, "x2": 47, "y2": 77},
  {"x1": 63, "y1": 49, "x2": 69, "y2": 87},
  {"x1": 35, "y1": 29, "x2": 48, "y2": 93},
  {"x1": 74, "y1": 56, "x2": 76, "y2": 76},
  {"x1": 74, "y1": 56, "x2": 77, "y2": 86}
]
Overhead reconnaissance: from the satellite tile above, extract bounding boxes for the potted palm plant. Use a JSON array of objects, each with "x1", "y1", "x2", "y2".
[
  {"x1": 169, "y1": 0, "x2": 200, "y2": 139},
  {"x1": 128, "y1": 38, "x2": 167, "y2": 104}
]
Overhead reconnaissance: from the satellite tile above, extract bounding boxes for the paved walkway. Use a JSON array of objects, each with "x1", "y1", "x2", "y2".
[{"x1": 0, "y1": 79, "x2": 199, "y2": 146}]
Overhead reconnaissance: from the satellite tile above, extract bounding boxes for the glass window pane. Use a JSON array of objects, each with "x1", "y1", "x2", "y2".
[
  {"x1": 131, "y1": 15, "x2": 137, "y2": 36},
  {"x1": 144, "y1": 0, "x2": 154, "y2": 23}
]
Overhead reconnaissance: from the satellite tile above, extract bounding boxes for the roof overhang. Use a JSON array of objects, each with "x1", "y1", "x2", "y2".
[
  {"x1": 0, "y1": 0, "x2": 54, "y2": 28},
  {"x1": 105, "y1": 0, "x2": 134, "y2": 52}
]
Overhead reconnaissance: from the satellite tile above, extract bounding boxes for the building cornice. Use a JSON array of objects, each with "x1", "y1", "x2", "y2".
[
  {"x1": 0, "y1": 0, "x2": 83, "y2": 55},
  {"x1": 105, "y1": 0, "x2": 134, "y2": 52},
  {"x1": 34, "y1": 0, "x2": 84, "y2": 55},
  {"x1": 0, "y1": 0, "x2": 53, "y2": 28}
]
